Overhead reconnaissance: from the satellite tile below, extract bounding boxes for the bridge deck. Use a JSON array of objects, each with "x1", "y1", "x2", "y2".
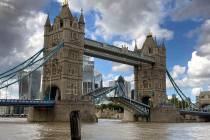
[
  {"x1": 180, "y1": 109, "x2": 210, "y2": 117},
  {"x1": 0, "y1": 99, "x2": 55, "y2": 107}
]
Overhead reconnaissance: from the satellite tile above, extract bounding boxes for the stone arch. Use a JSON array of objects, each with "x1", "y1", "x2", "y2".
[
  {"x1": 201, "y1": 104, "x2": 210, "y2": 108},
  {"x1": 142, "y1": 96, "x2": 151, "y2": 105},
  {"x1": 148, "y1": 47, "x2": 153, "y2": 54},
  {"x1": 143, "y1": 80, "x2": 148, "y2": 89},
  {"x1": 44, "y1": 85, "x2": 61, "y2": 101}
]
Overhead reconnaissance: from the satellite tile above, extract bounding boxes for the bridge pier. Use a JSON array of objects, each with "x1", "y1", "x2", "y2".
[
  {"x1": 123, "y1": 108, "x2": 137, "y2": 122},
  {"x1": 150, "y1": 107, "x2": 184, "y2": 123},
  {"x1": 28, "y1": 99, "x2": 97, "y2": 122}
]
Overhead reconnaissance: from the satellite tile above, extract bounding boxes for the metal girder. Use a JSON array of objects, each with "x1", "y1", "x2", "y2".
[{"x1": 110, "y1": 97, "x2": 150, "y2": 117}]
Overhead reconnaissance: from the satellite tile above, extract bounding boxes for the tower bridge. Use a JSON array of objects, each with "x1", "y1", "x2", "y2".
[
  {"x1": 0, "y1": 1, "x2": 209, "y2": 122},
  {"x1": 35, "y1": 2, "x2": 166, "y2": 122}
]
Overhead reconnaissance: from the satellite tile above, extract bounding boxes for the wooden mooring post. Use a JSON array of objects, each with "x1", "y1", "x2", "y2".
[{"x1": 70, "y1": 111, "x2": 81, "y2": 140}]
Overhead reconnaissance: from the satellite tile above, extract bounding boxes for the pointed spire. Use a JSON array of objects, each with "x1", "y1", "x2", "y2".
[
  {"x1": 60, "y1": 1, "x2": 73, "y2": 19},
  {"x1": 147, "y1": 30, "x2": 153, "y2": 38},
  {"x1": 63, "y1": 0, "x2": 68, "y2": 6},
  {"x1": 79, "y1": 8, "x2": 85, "y2": 24},
  {"x1": 162, "y1": 39, "x2": 165, "y2": 47},
  {"x1": 45, "y1": 14, "x2": 51, "y2": 27},
  {"x1": 134, "y1": 39, "x2": 138, "y2": 51}
]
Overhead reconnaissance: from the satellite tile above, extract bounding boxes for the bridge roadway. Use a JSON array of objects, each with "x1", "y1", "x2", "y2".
[
  {"x1": 84, "y1": 38, "x2": 155, "y2": 66},
  {"x1": 180, "y1": 109, "x2": 210, "y2": 117},
  {"x1": 0, "y1": 99, "x2": 55, "y2": 107}
]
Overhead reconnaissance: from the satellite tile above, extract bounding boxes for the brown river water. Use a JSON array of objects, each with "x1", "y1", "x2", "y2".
[{"x1": 0, "y1": 118, "x2": 209, "y2": 140}]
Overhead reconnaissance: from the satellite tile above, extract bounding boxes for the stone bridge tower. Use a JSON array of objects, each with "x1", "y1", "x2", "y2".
[
  {"x1": 28, "y1": 3, "x2": 96, "y2": 122},
  {"x1": 134, "y1": 33, "x2": 167, "y2": 107},
  {"x1": 42, "y1": 3, "x2": 84, "y2": 101}
]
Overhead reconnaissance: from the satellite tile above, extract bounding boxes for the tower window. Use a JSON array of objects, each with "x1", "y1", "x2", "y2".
[
  {"x1": 60, "y1": 19, "x2": 64, "y2": 28},
  {"x1": 143, "y1": 80, "x2": 148, "y2": 89},
  {"x1": 148, "y1": 48, "x2": 153, "y2": 54}
]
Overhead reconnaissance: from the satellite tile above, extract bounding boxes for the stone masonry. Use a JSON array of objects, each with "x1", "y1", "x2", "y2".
[
  {"x1": 28, "y1": 3, "x2": 96, "y2": 122},
  {"x1": 134, "y1": 34, "x2": 167, "y2": 107}
]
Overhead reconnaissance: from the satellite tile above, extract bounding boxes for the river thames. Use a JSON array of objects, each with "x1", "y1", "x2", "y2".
[{"x1": 0, "y1": 118, "x2": 209, "y2": 140}]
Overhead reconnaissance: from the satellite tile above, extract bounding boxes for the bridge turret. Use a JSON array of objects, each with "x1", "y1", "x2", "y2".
[
  {"x1": 42, "y1": 1, "x2": 85, "y2": 101},
  {"x1": 79, "y1": 9, "x2": 85, "y2": 31},
  {"x1": 134, "y1": 39, "x2": 138, "y2": 52},
  {"x1": 134, "y1": 32, "x2": 167, "y2": 107},
  {"x1": 44, "y1": 15, "x2": 51, "y2": 35},
  {"x1": 60, "y1": 4, "x2": 73, "y2": 19}
]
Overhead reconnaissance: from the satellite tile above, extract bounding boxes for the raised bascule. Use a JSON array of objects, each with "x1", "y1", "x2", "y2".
[{"x1": 0, "y1": 1, "x2": 210, "y2": 122}]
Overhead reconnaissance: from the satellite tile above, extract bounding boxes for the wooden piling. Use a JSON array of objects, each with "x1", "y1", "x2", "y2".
[{"x1": 70, "y1": 110, "x2": 81, "y2": 140}]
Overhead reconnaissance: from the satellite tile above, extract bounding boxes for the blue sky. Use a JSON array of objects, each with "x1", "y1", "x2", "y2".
[{"x1": 0, "y1": 0, "x2": 210, "y2": 101}]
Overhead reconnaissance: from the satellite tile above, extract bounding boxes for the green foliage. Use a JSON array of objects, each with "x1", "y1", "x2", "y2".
[
  {"x1": 96, "y1": 103, "x2": 124, "y2": 113},
  {"x1": 168, "y1": 96, "x2": 190, "y2": 108}
]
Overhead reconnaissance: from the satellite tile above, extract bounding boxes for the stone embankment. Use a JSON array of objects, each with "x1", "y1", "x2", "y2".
[{"x1": 96, "y1": 109, "x2": 123, "y2": 119}]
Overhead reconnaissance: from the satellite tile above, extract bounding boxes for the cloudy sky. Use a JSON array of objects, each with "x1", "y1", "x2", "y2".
[{"x1": 0, "y1": 0, "x2": 210, "y2": 101}]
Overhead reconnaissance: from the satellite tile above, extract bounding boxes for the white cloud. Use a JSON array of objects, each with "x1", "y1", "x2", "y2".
[
  {"x1": 124, "y1": 74, "x2": 134, "y2": 89},
  {"x1": 166, "y1": 77, "x2": 173, "y2": 88},
  {"x1": 57, "y1": 0, "x2": 173, "y2": 44},
  {"x1": 171, "y1": 65, "x2": 186, "y2": 79},
  {"x1": 19, "y1": 12, "x2": 46, "y2": 58},
  {"x1": 0, "y1": 0, "x2": 49, "y2": 98},
  {"x1": 112, "y1": 63, "x2": 132, "y2": 72},
  {"x1": 187, "y1": 52, "x2": 210, "y2": 79},
  {"x1": 168, "y1": 95, "x2": 172, "y2": 100},
  {"x1": 168, "y1": 19, "x2": 210, "y2": 90},
  {"x1": 113, "y1": 41, "x2": 134, "y2": 51},
  {"x1": 0, "y1": 12, "x2": 46, "y2": 70},
  {"x1": 171, "y1": 0, "x2": 210, "y2": 21},
  {"x1": 0, "y1": 0, "x2": 48, "y2": 71},
  {"x1": 192, "y1": 87, "x2": 203, "y2": 96},
  {"x1": 0, "y1": 83, "x2": 19, "y2": 99}
]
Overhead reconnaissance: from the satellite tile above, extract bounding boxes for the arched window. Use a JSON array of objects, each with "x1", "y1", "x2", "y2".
[
  {"x1": 148, "y1": 47, "x2": 153, "y2": 54},
  {"x1": 143, "y1": 80, "x2": 148, "y2": 88},
  {"x1": 60, "y1": 19, "x2": 64, "y2": 28}
]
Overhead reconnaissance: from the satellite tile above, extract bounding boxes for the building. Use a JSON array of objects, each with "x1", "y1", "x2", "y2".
[
  {"x1": 83, "y1": 56, "x2": 95, "y2": 94},
  {"x1": 83, "y1": 56, "x2": 103, "y2": 94},
  {"x1": 94, "y1": 70, "x2": 103, "y2": 89},
  {"x1": 131, "y1": 90, "x2": 135, "y2": 100},
  {"x1": 18, "y1": 70, "x2": 41, "y2": 100},
  {"x1": 197, "y1": 91, "x2": 210, "y2": 107},
  {"x1": 109, "y1": 76, "x2": 131, "y2": 97}
]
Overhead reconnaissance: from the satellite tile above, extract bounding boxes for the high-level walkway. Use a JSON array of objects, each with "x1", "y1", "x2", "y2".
[
  {"x1": 0, "y1": 99, "x2": 55, "y2": 107},
  {"x1": 84, "y1": 38, "x2": 155, "y2": 66}
]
